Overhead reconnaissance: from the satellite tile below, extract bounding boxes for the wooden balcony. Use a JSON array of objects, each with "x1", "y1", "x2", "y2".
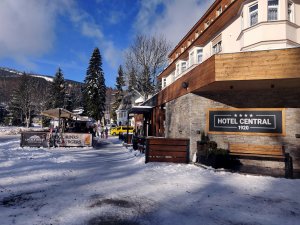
[{"x1": 157, "y1": 47, "x2": 300, "y2": 105}]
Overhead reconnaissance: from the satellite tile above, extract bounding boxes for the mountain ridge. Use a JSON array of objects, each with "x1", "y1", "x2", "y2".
[{"x1": 0, "y1": 67, "x2": 82, "y2": 84}]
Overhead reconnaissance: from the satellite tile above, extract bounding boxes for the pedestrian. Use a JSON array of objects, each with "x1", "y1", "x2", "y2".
[
  {"x1": 101, "y1": 126, "x2": 104, "y2": 138},
  {"x1": 105, "y1": 126, "x2": 108, "y2": 139},
  {"x1": 89, "y1": 125, "x2": 95, "y2": 137},
  {"x1": 97, "y1": 124, "x2": 102, "y2": 137}
]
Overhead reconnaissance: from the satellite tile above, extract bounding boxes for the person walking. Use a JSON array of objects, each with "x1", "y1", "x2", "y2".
[
  {"x1": 97, "y1": 123, "x2": 102, "y2": 137},
  {"x1": 105, "y1": 126, "x2": 108, "y2": 139}
]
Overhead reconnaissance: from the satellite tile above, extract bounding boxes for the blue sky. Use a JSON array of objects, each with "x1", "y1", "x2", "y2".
[{"x1": 0, "y1": 0, "x2": 213, "y2": 87}]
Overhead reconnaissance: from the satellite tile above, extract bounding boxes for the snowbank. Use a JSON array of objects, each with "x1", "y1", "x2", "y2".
[{"x1": 0, "y1": 126, "x2": 47, "y2": 136}]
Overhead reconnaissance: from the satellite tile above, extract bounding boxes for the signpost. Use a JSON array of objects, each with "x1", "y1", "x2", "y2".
[{"x1": 207, "y1": 108, "x2": 285, "y2": 136}]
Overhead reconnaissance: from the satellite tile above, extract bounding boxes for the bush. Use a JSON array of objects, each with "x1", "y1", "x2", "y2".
[
  {"x1": 208, "y1": 147, "x2": 228, "y2": 157},
  {"x1": 197, "y1": 140, "x2": 229, "y2": 169}
]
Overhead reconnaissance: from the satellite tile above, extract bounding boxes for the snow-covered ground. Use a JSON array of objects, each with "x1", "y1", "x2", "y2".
[{"x1": 0, "y1": 133, "x2": 300, "y2": 225}]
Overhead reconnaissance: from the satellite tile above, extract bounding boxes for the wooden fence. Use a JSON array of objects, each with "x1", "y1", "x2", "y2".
[{"x1": 145, "y1": 138, "x2": 190, "y2": 163}]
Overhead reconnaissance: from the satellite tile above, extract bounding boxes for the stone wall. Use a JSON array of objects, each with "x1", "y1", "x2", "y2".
[{"x1": 165, "y1": 88, "x2": 300, "y2": 175}]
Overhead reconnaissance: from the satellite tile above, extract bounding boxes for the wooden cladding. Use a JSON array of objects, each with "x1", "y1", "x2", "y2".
[
  {"x1": 157, "y1": 47, "x2": 300, "y2": 105},
  {"x1": 215, "y1": 48, "x2": 300, "y2": 81},
  {"x1": 145, "y1": 138, "x2": 190, "y2": 163}
]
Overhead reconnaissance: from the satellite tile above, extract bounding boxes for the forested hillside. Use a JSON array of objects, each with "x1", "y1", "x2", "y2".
[{"x1": 0, "y1": 67, "x2": 82, "y2": 105}]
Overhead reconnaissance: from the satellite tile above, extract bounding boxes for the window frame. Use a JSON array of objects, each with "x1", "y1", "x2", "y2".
[
  {"x1": 162, "y1": 78, "x2": 167, "y2": 88},
  {"x1": 267, "y1": 0, "x2": 279, "y2": 21},
  {"x1": 189, "y1": 51, "x2": 195, "y2": 66},
  {"x1": 176, "y1": 64, "x2": 180, "y2": 77},
  {"x1": 181, "y1": 61, "x2": 187, "y2": 72},
  {"x1": 196, "y1": 48, "x2": 203, "y2": 64},
  {"x1": 249, "y1": 3, "x2": 258, "y2": 27},
  {"x1": 288, "y1": 1, "x2": 294, "y2": 22},
  {"x1": 212, "y1": 41, "x2": 222, "y2": 54},
  {"x1": 241, "y1": 12, "x2": 244, "y2": 30}
]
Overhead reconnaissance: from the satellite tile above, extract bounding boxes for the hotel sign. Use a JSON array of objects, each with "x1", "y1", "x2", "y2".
[{"x1": 208, "y1": 109, "x2": 285, "y2": 135}]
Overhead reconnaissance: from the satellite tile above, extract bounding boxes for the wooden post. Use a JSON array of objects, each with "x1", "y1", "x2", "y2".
[
  {"x1": 58, "y1": 108, "x2": 61, "y2": 131},
  {"x1": 186, "y1": 139, "x2": 190, "y2": 163},
  {"x1": 127, "y1": 112, "x2": 130, "y2": 144},
  {"x1": 145, "y1": 138, "x2": 149, "y2": 163},
  {"x1": 285, "y1": 153, "x2": 293, "y2": 178}
]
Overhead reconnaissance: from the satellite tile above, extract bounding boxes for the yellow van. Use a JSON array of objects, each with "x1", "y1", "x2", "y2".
[{"x1": 110, "y1": 126, "x2": 134, "y2": 136}]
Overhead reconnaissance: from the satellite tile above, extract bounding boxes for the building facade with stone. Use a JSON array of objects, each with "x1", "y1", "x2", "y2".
[{"x1": 143, "y1": 0, "x2": 300, "y2": 177}]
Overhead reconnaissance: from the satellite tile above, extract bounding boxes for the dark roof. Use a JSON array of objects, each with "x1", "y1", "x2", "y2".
[{"x1": 129, "y1": 106, "x2": 153, "y2": 114}]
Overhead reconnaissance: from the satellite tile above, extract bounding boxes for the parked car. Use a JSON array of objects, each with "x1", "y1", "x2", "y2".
[{"x1": 110, "y1": 126, "x2": 134, "y2": 136}]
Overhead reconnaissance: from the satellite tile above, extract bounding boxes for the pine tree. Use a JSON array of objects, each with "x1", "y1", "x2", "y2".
[
  {"x1": 128, "y1": 68, "x2": 137, "y2": 93},
  {"x1": 50, "y1": 68, "x2": 65, "y2": 108},
  {"x1": 83, "y1": 48, "x2": 106, "y2": 121},
  {"x1": 112, "y1": 65, "x2": 125, "y2": 114},
  {"x1": 116, "y1": 65, "x2": 125, "y2": 91}
]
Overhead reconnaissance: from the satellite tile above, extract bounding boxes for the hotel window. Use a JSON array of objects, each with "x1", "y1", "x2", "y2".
[
  {"x1": 181, "y1": 61, "x2": 187, "y2": 72},
  {"x1": 249, "y1": 3, "x2": 258, "y2": 26},
  {"x1": 176, "y1": 64, "x2": 180, "y2": 76},
  {"x1": 212, "y1": 35, "x2": 222, "y2": 54},
  {"x1": 197, "y1": 49, "x2": 203, "y2": 63},
  {"x1": 288, "y1": 1, "x2": 294, "y2": 22},
  {"x1": 189, "y1": 51, "x2": 195, "y2": 66},
  {"x1": 162, "y1": 78, "x2": 167, "y2": 88},
  {"x1": 213, "y1": 41, "x2": 222, "y2": 54},
  {"x1": 268, "y1": 0, "x2": 279, "y2": 21}
]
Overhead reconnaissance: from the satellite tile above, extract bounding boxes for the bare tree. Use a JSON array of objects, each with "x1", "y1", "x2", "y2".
[
  {"x1": 9, "y1": 73, "x2": 35, "y2": 127},
  {"x1": 124, "y1": 34, "x2": 171, "y2": 100}
]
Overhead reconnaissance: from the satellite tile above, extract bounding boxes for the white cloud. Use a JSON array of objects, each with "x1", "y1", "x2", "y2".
[
  {"x1": 0, "y1": 0, "x2": 59, "y2": 66},
  {"x1": 81, "y1": 22, "x2": 104, "y2": 40},
  {"x1": 63, "y1": 2, "x2": 122, "y2": 69},
  {"x1": 0, "y1": 0, "x2": 122, "y2": 71},
  {"x1": 135, "y1": 0, "x2": 214, "y2": 47}
]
